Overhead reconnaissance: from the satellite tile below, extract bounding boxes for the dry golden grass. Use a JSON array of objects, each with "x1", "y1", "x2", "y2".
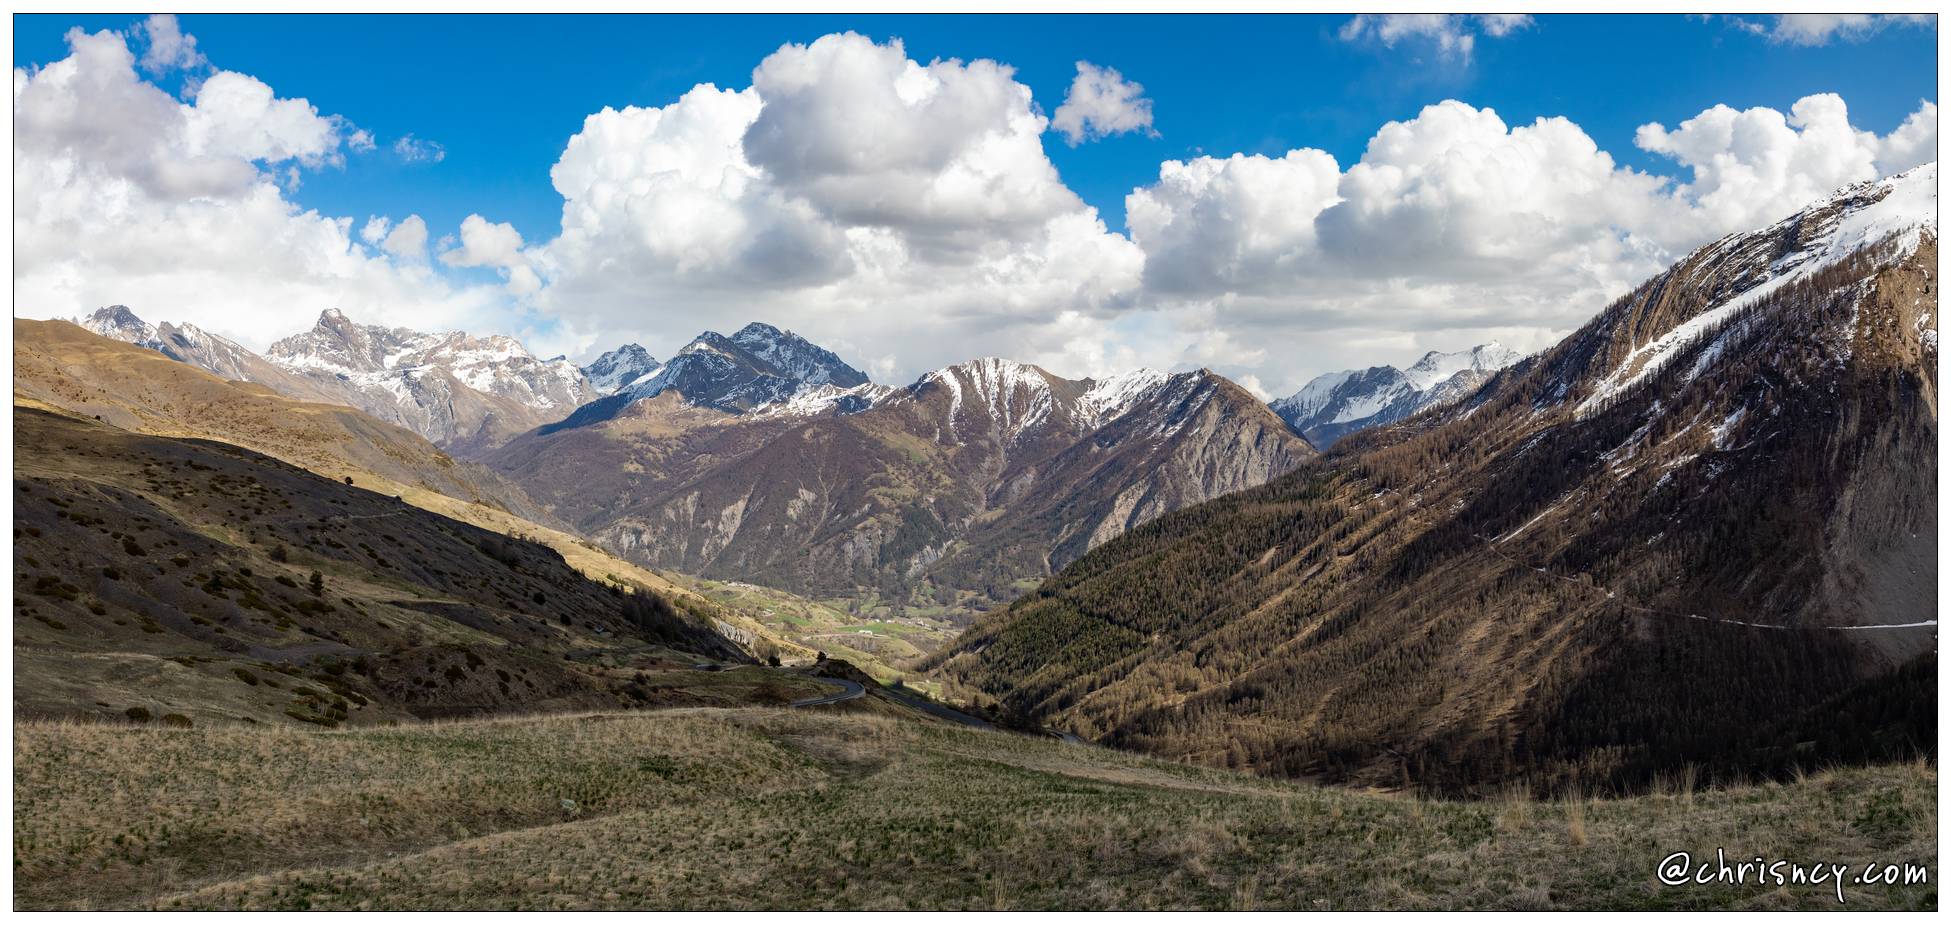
[
  {"x1": 13, "y1": 710, "x2": 1937, "y2": 911},
  {"x1": 1565, "y1": 785, "x2": 1589, "y2": 848}
]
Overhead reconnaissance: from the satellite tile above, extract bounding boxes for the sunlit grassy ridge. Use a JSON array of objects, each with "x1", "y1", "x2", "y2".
[{"x1": 14, "y1": 711, "x2": 1935, "y2": 911}]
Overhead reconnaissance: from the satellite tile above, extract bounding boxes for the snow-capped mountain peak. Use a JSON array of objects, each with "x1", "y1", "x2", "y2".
[
  {"x1": 75, "y1": 307, "x2": 277, "y2": 388},
  {"x1": 1079, "y1": 368, "x2": 1169, "y2": 427},
  {"x1": 582, "y1": 343, "x2": 662, "y2": 395},
  {"x1": 1573, "y1": 162, "x2": 1938, "y2": 418},
  {"x1": 915, "y1": 358, "x2": 1065, "y2": 436},
  {"x1": 1274, "y1": 342, "x2": 1525, "y2": 447},
  {"x1": 1402, "y1": 341, "x2": 1522, "y2": 391},
  {"x1": 254, "y1": 308, "x2": 597, "y2": 448},
  {"x1": 78, "y1": 305, "x2": 160, "y2": 348},
  {"x1": 584, "y1": 322, "x2": 875, "y2": 420},
  {"x1": 725, "y1": 322, "x2": 869, "y2": 388}
]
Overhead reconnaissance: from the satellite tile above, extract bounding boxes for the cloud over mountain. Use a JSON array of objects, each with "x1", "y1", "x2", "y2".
[
  {"x1": 11, "y1": 17, "x2": 1938, "y2": 398},
  {"x1": 1121, "y1": 93, "x2": 1935, "y2": 388},
  {"x1": 532, "y1": 32, "x2": 1144, "y2": 382}
]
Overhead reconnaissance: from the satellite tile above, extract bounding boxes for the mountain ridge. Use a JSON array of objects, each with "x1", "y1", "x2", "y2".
[{"x1": 936, "y1": 164, "x2": 1939, "y2": 792}]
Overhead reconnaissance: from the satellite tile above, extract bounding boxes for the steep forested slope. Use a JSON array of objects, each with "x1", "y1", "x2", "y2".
[{"x1": 938, "y1": 166, "x2": 1939, "y2": 792}]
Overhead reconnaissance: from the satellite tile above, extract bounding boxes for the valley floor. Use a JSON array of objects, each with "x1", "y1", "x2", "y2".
[{"x1": 13, "y1": 709, "x2": 1936, "y2": 911}]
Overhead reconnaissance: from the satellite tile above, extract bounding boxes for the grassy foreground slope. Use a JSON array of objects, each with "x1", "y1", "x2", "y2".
[{"x1": 14, "y1": 710, "x2": 1934, "y2": 911}]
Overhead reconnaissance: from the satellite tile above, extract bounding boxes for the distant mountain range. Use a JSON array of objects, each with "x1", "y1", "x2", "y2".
[
  {"x1": 491, "y1": 353, "x2": 1314, "y2": 615},
  {"x1": 74, "y1": 309, "x2": 1350, "y2": 617},
  {"x1": 938, "y1": 163, "x2": 1940, "y2": 792},
  {"x1": 80, "y1": 299, "x2": 1529, "y2": 470},
  {"x1": 81, "y1": 306, "x2": 597, "y2": 454},
  {"x1": 1272, "y1": 343, "x2": 1523, "y2": 448}
]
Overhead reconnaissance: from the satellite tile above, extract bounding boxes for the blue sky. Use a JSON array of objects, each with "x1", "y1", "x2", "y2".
[
  {"x1": 15, "y1": 13, "x2": 1936, "y2": 244},
  {"x1": 11, "y1": 13, "x2": 1940, "y2": 393}
]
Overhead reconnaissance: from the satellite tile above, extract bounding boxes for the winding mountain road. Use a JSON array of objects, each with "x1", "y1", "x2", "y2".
[{"x1": 790, "y1": 677, "x2": 865, "y2": 707}]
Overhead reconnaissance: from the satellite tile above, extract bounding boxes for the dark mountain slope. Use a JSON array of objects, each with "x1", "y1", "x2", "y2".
[
  {"x1": 14, "y1": 407, "x2": 745, "y2": 728},
  {"x1": 937, "y1": 166, "x2": 1938, "y2": 793}
]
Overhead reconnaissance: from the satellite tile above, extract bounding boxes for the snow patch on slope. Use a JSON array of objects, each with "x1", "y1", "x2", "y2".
[
  {"x1": 1577, "y1": 163, "x2": 1938, "y2": 417},
  {"x1": 1079, "y1": 368, "x2": 1168, "y2": 427}
]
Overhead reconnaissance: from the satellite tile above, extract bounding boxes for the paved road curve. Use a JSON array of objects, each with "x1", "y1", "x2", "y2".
[{"x1": 790, "y1": 677, "x2": 865, "y2": 707}]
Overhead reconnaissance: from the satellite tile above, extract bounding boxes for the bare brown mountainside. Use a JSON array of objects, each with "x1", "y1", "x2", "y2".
[
  {"x1": 76, "y1": 305, "x2": 358, "y2": 407},
  {"x1": 13, "y1": 406, "x2": 746, "y2": 727},
  {"x1": 15, "y1": 318, "x2": 553, "y2": 523},
  {"x1": 487, "y1": 359, "x2": 1314, "y2": 617},
  {"x1": 936, "y1": 166, "x2": 1939, "y2": 794}
]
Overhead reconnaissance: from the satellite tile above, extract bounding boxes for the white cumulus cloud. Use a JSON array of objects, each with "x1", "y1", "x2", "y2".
[
  {"x1": 1632, "y1": 92, "x2": 1933, "y2": 242},
  {"x1": 441, "y1": 214, "x2": 526, "y2": 269},
  {"x1": 381, "y1": 215, "x2": 430, "y2": 261},
  {"x1": 1122, "y1": 93, "x2": 1937, "y2": 395},
  {"x1": 13, "y1": 25, "x2": 507, "y2": 348},
  {"x1": 1051, "y1": 61, "x2": 1157, "y2": 146},
  {"x1": 134, "y1": 14, "x2": 206, "y2": 74},
  {"x1": 529, "y1": 32, "x2": 1144, "y2": 376}
]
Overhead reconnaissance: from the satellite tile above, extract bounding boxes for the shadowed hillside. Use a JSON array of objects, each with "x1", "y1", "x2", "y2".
[
  {"x1": 14, "y1": 407, "x2": 746, "y2": 727},
  {"x1": 15, "y1": 318, "x2": 824, "y2": 657}
]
